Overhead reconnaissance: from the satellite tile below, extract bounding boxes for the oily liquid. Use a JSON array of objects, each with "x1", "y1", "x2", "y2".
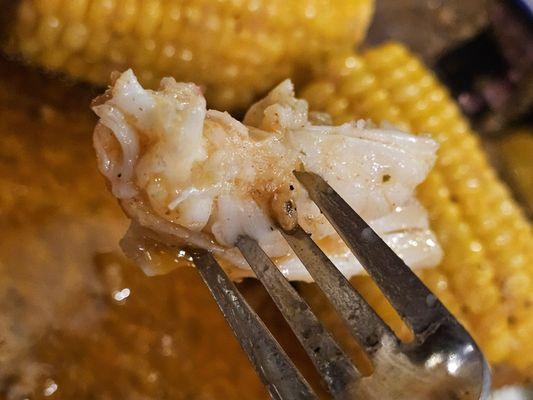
[{"x1": 0, "y1": 55, "x2": 282, "y2": 399}]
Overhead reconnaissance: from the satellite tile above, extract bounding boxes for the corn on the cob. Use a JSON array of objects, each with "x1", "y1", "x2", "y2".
[
  {"x1": 300, "y1": 43, "x2": 533, "y2": 374},
  {"x1": 3, "y1": 0, "x2": 373, "y2": 111}
]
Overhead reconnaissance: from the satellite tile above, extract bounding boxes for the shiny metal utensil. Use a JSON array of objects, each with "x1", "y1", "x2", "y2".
[{"x1": 191, "y1": 171, "x2": 491, "y2": 399}]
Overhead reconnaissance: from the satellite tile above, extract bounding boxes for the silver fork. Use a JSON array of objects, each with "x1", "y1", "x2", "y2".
[{"x1": 189, "y1": 171, "x2": 491, "y2": 400}]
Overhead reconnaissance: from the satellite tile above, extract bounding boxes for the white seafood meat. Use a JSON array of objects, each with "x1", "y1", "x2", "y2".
[{"x1": 92, "y1": 69, "x2": 442, "y2": 281}]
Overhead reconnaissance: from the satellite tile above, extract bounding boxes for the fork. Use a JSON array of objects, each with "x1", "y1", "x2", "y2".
[{"x1": 189, "y1": 171, "x2": 491, "y2": 399}]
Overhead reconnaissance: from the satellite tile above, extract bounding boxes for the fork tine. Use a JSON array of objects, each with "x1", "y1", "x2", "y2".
[
  {"x1": 236, "y1": 236, "x2": 361, "y2": 399},
  {"x1": 294, "y1": 171, "x2": 449, "y2": 337},
  {"x1": 281, "y1": 225, "x2": 398, "y2": 355},
  {"x1": 190, "y1": 248, "x2": 317, "y2": 400}
]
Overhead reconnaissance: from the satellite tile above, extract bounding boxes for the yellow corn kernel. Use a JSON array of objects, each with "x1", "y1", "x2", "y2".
[
  {"x1": 4, "y1": 0, "x2": 374, "y2": 111},
  {"x1": 60, "y1": 0, "x2": 90, "y2": 21},
  {"x1": 300, "y1": 43, "x2": 532, "y2": 374}
]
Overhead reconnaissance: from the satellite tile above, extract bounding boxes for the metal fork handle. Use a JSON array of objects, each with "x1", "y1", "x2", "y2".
[{"x1": 187, "y1": 171, "x2": 490, "y2": 400}]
